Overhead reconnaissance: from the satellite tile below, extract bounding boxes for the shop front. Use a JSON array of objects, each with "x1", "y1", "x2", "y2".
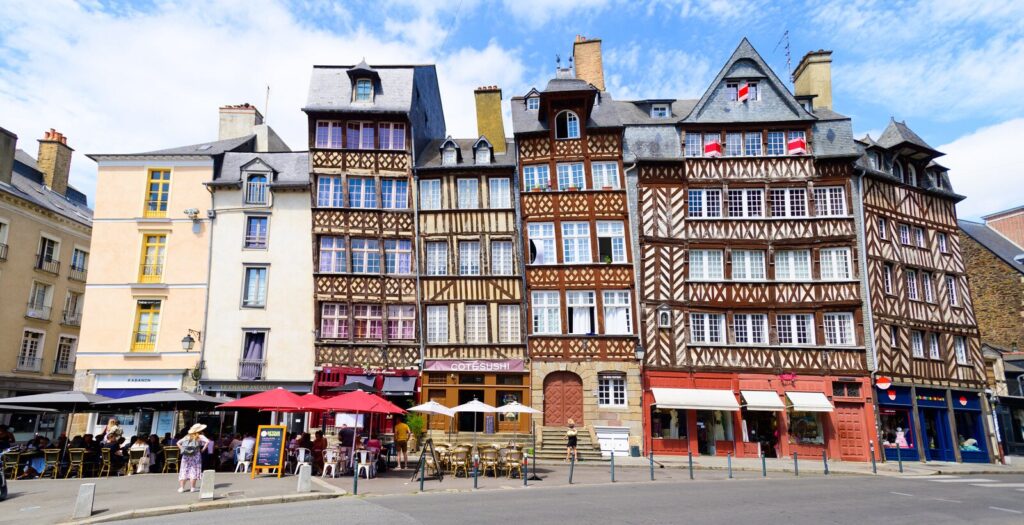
[
  {"x1": 952, "y1": 390, "x2": 990, "y2": 463},
  {"x1": 994, "y1": 395, "x2": 1024, "y2": 457},
  {"x1": 92, "y1": 372, "x2": 185, "y2": 437},
  {"x1": 201, "y1": 380, "x2": 311, "y2": 435},
  {"x1": 314, "y1": 367, "x2": 420, "y2": 436},
  {"x1": 917, "y1": 388, "x2": 956, "y2": 462},
  {"x1": 877, "y1": 386, "x2": 920, "y2": 461},
  {"x1": 421, "y1": 359, "x2": 530, "y2": 434}
]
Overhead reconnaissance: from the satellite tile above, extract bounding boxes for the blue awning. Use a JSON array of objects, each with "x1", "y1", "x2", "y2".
[{"x1": 95, "y1": 388, "x2": 169, "y2": 400}]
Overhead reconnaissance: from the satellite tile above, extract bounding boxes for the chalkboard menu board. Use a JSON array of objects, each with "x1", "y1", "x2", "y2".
[{"x1": 251, "y1": 424, "x2": 287, "y2": 478}]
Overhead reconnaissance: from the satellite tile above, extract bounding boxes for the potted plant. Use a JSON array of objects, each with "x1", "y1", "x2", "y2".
[
  {"x1": 531, "y1": 185, "x2": 542, "y2": 192},
  {"x1": 603, "y1": 255, "x2": 613, "y2": 264},
  {"x1": 602, "y1": 184, "x2": 614, "y2": 190},
  {"x1": 568, "y1": 184, "x2": 579, "y2": 192},
  {"x1": 406, "y1": 412, "x2": 426, "y2": 451}
]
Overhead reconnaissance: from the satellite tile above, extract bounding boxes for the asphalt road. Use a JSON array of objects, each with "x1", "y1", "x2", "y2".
[{"x1": 123, "y1": 474, "x2": 1024, "y2": 524}]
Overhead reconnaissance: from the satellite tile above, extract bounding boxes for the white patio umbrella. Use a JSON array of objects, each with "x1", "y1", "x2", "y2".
[
  {"x1": 408, "y1": 401, "x2": 456, "y2": 444},
  {"x1": 496, "y1": 401, "x2": 540, "y2": 445},
  {"x1": 452, "y1": 398, "x2": 496, "y2": 450}
]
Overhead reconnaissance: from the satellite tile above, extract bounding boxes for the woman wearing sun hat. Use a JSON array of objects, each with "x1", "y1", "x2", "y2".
[{"x1": 176, "y1": 423, "x2": 209, "y2": 493}]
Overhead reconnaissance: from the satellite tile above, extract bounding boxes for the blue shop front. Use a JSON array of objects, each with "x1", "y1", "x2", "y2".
[
  {"x1": 877, "y1": 385, "x2": 990, "y2": 463},
  {"x1": 878, "y1": 386, "x2": 920, "y2": 461},
  {"x1": 951, "y1": 390, "x2": 989, "y2": 463}
]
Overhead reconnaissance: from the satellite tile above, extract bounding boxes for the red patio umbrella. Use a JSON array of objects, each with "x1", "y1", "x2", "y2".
[
  {"x1": 310, "y1": 390, "x2": 405, "y2": 467},
  {"x1": 217, "y1": 387, "x2": 308, "y2": 412},
  {"x1": 298, "y1": 393, "x2": 325, "y2": 411}
]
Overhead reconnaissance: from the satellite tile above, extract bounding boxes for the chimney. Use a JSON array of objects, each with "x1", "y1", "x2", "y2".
[
  {"x1": 474, "y1": 86, "x2": 506, "y2": 154},
  {"x1": 573, "y1": 35, "x2": 605, "y2": 91},
  {"x1": 792, "y1": 49, "x2": 833, "y2": 110},
  {"x1": 218, "y1": 103, "x2": 264, "y2": 141},
  {"x1": 0, "y1": 127, "x2": 15, "y2": 186},
  {"x1": 37, "y1": 128, "x2": 73, "y2": 195}
]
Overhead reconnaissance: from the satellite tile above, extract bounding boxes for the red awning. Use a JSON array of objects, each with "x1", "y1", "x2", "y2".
[
  {"x1": 311, "y1": 390, "x2": 405, "y2": 414},
  {"x1": 217, "y1": 387, "x2": 310, "y2": 412}
]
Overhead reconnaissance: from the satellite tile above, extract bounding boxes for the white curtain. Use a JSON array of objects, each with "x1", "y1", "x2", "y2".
[
  {"x1": 571, "y1": 307, "x2": 591, "y2": 335},
  {"x1": 605, "y1": 306, "x2": 627, "y2": 335},
  {"x1": 533, "y1": 240, "x2": 546, "y2": 265}
]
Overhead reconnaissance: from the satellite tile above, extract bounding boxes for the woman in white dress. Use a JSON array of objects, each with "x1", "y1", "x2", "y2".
[{"x1": 129, "y1": 436, "x2": 151, "y2": 474}]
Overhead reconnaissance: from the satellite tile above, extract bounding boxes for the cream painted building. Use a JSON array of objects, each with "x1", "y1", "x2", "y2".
[{"x1": 0, "y1": 127, "x2": 92, "y2": 440}]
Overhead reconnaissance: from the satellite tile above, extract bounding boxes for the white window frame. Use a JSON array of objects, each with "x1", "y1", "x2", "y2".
[
  {"x1": 732, "y1": 250, "x2": 766, "y2": 281},
  {"x1": 555, "y1": 110, "x2": 581, "y2": 140},
  {"x1": 526, "y1": 97, "x2": 539, "y2": 110},
  {"x1": 347, "y1": 177, "x2": 376, "y2": 208},
  {"x1": 733, "y1": 313, "x2": 768, "y2": 344},
  {"x1": 937, "y1": 232, "x2": 948, "y2": 253},
  {"x1": 315, "y1": 120, "x2": 343, "y2": 149},
  {"x1": 906, "y1": 269, "x2": 919, "y2": 300},
  {"x1": 242, "y1": 266, "x2": 268, "y2": 308},
  {"x1": 744, "y1": 132, "x2": 763, "y2": 156},
  {"x1": 498, "y1": 305, "x2": 521, "y2": 343},
  {"x1": 766, "y1": 131, "x2": 786, "y2": 156},
  {"x1": 689, "y1": 189, "x2": 722, "y2": 218},
  {"x1": 561, "y1": 222, "x2": 592, "y2": 264},
  {"x1": 922, "y1": 272, "x2": 935, "y2": 302},
  {"x1": 684, "y1": 133, "x2": 702, "y2": 157},
  {"x1": 954, "y1": 336, "x2": 969, "y2": 364},
  {"x1": 346, "y1": 121, "x2": 375, "y2": 149},
  {"x1": 776, "y1": 313, "x2": 815, "y2": 345},
  {"x1": 602, "y1": 290, "x2": 632, "y2": 335},
  {"x1": 488, "y1": 178, "x2": 511, "y2": 208},
  {"x1": 380, "y1": 178, "x2": 408, "y2": 210},
  {"x1": 475, "y1": 147, "x2": 491, "y2": 165},
  {"x1": 775, "y1": 250, "x2": 812, "y2": 281},
  {"x1": 457, "y1": 178, "x2": 479, "y2": 209},
  {"x1": 556, "y1": 162, "x2": 586, "y2": 191},
  {"x1": 523, "y1": 165, "x2": 549, "y2": 191},
  {"x1": 378, "y1": 122, "x2": 406, "y2": 151},
  {"x1": 566, "y1": 291, "x2": 596, "y2": 335},
  {"x1": 883, "y1": 263, "x2": 894, "y2": 294},
  {"x1": 320, "y1": 303, "x2": 349, "y2": 339},
  {"x1": 725, "y1": 132, "x2": 743, "y2": 156},
  {"x1": 689, "y1": 249, "x2": 724, "y2": 281},
  {"x1": 465, "y1": 304, "x2": 488, "y2": 344},
  {"x1": 458, "y1": 241, "x2": 481, "y2": 276},
  {"x1": 442, "y1": 147, "x2": 457, "y2": 166},
  {"x1": 419, "y1": 179, "x2": 441, "y2": 210},
  {"x1": 913, "y1": 227, "x2": 926, "y2": 248},
  {"x1": 899, "y1": 224, "x2": 911, "y2": 246},
  {"x1": 769, "y1": 188, "x2": 807, "y2": 218},
  {"x1": 491, "y1": 240, "x2": 514, "y2": 276},
  {"x1": 598, "y1": 373, "x2": 627, "y2": 407},
  {"x1": 813, "y1": 186, "x2": 847, "y2": 217},
  {"x1": 689, "y1": 312, "x2": 725, "y2": 344},
  {"x1": 425, "y1": 241, "x2": 448, "y2": 276},
  {"x1": 597, "y1": 221, "x2": 626, "y2": 263},
  {"x1": 650, "y1": 104, "x2": 670, "y2": 118},
  {"x1": 727, "y1": 189, "x2": 763, "y2": 218},
  {"x1": 820, "y1": 247, "x2": 853, "y2": 280},
  {"x1": 592, "y1": 162, "x2": 620, "y2": 190},
  {"x1": 823, "y1": 312, "x2": 855, "y2": 346},
  {"x1": 384, "y1": 239, "x2": 413, "y2": 275},
  {"x1": 528, "y1": 223, "x2": 556, "y2": 265},
  {"x1": 426, "y1": 305, "x2": 448, "y2": 344},
  {"x1": 531, "y1": 291, "x2": 561, "y2": 334},
  {"x1": 929, "y1": 332, "x2": 941, "y2": 360},
  {"x1": 947, "y1": 275, "x2": 960, "y2": 307},
  {"x1": 386, "y1": 305, "x2": 415, "y2": 340},
  {"x1": 318, "y1": 236, "x2": 347, "y2": 273},
  {"x1": 351, "y1": 238, "x2": 381, "y2": 274},
  {"x1": 911, "y1": 330, "x2": 925, "y2": 358},
  {"x1": 878, "y1": 217, "x2": 888, "y2": 240}
]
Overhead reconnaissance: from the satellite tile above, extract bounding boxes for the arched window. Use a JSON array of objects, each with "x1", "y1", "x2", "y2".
[
  {"x1": 555, "y1": 110, "x2": 580, "y2": 140},
  {"x1": 355, "y1": 79, "x2": 372, "y2": 102},
  {"x1": 869, "y1": 152, "x2": 880, "y2": 170},
  {"x1": 893, "y1": 161, "x2": 904, "y2": 183},
  {"x1": 245, "y1": 174, "x2": 268, "y2": 205},
  {"x1": 907, "y1": 164, "x2": 917, "y2": 186}
]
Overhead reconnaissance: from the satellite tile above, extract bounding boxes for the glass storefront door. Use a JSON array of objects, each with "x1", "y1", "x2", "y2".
[{"x1": 919, "y1": 408, "x2": 954, "y2": 462}]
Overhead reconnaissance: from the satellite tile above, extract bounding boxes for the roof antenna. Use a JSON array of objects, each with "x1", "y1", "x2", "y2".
[
  {"x1": 774, "y1": 29, "x2": 791, "y2": 83},
  {"x1": 264, "y1": 84, "x2": 270, "y2": 124},
  {"x1": 556, "y1": 53, "x2": 561, "y2": 69}
]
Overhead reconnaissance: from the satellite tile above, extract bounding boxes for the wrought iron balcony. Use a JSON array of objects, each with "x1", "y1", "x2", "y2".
[
  {"x1": 244, "y1": 234, "x2": 267, "y2": 249},
  {"x1": 245, "y1": 181, "x2": 269, "y2": 205},
  {"x1": 35, "y1": 253, "x2": 60, "y2": 274},
  {"x1": 54, "y1": 359, "x2": 76, "y2": 375},
  {"x1": 16, "y1": 355, "x2": 42, "y2": 372},
  {"x1": 26, "y1": 302, "x2": 51, "y2": 320},
  {"x1": 61, "y1": 309, "x2": 82, "y2": 326},
  {"x1": 237, "y1": 359, "x2": 265, "y2": 380},
  {"x1": 69, "y1": 265, "x2": 87, "y2": 282}
]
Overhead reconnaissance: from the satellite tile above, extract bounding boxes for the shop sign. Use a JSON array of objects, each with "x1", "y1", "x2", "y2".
[
  {"x1": 423, "y1": 359, "x2": 526, "y2": 372},
  {"x1": 887, "y1": 389, "x2": 897, "y2": 401},
  {"x1": 959, "y1": 395, "x2": 968, "y2": 406},
  {"x1": 95, "y1": 373, "x2": 182, "y2": 390},
  {"x1": 876, "y1": 376, "x2": 892, "y2": 390}
]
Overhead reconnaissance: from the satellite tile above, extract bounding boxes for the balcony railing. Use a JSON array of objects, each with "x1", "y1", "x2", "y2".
[
  {"x1": 244, "y1": 234, "x2": 267, "y2": 249},
  {"x1": 16, "y1": 355, "x2": 42, "y2": 372},
  {"x1": 69, "y1": 265, "x2": 87, "y2": 282},
  {"x1": 35, "y1": 254, "x2": 60, "y2": 274},
  {"x1": 26, "y1": 302, "x2": 51, "y2": 320},
  {"x1": 62, "y1": 309, "x2": 82, "y2": 326},
  {"x1": 245, "y1": 182, "x2": 269, "y2": 205},
  {"x1": 54, "y1": 359, "x2": 75, "y2": 375},
  {"x1": 138, "y1": 263, "x2": 164, "y2": 283},
  {"x1": 237, "y1": 359, "x2": 265, "y2": 380},
  {"x1": 131, "y1": 331, "x2": 157, "y2": 352},
  {"x1": 0, "y1": 242, "x2": 7, "y2": 261}
]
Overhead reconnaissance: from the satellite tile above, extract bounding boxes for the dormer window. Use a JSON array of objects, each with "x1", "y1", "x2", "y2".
[
  {"x1": 555, "y1": 110, "x2": 580, "y2": 140},
  {"x1": 527, "y1": 97, "x2": 540, "y2": 110},
  {"x1": 908, "y1": 164, "x2": 918, "y2": 186},
  {"x1": 893, "y1": 162, "x2": 904, "y2": 183},
  {"x1": 868, "y1": 152, "x2": 880, "y2": 170},
  {"x1": 651, "y1": 104, "x2": 670, "y2": 118},
  {"x1": 726, "y1": 82, "x2": 758, "y2": 102},
  {"x1": 442, "y1": 147, "x2": 457, "y2": 166},
  {"x1": 475, "y1": 147, "x2": 491, "y2": 164},
  {"x1": 245, "y1": 173, "x2": 269, "y2": 205},
  {"x1": 355, "y1": 79, "x2": 373, "y2": 102}
]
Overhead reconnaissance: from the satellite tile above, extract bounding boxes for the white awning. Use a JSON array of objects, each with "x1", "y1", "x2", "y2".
[
  {"x1": 651, "y1": 388, "x2": 739, "y2": 411},
  {"x1": 741, "y1": 390, "x2": 785, "y2": 411},
  {"x1": 786, "y1": 392, "x2": 834, "y2": 412}
]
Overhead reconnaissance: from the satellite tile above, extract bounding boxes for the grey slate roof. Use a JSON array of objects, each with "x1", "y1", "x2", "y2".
[
  {"x1": 2, "y1": 150, "x2": 93, "y2": 226},
  {"x1": 811, "y1": 114, "x2": 858, "y2": 158},
  {"x1": 510, "y1": 92, "x2": 625, "y2": 134},
  {"x1": 87, "y1": 135, "x2": 256, "y2": 160},
  {"x1": 877, "y1": 118, "x2": 937, "y2": 152},
  {"x1": 416, "y1": 138, "x2": 515, "y2": 169},
  {"x1": 959, "y1": 219, "x2": 1024, "y2": 274},
  {"x1": 617, "y1": 100, "x2": 696, "y2": 125},
  {"x1": 623, "y1": 126, "x2": 682, "y2": 161},
  {"x1": 543, "y1": 77, "x2": 597, "y2": 93},
  {"x1": 304, "y1": 65, "x2": 431, "y2": 114},
  {"x1": 212, "y1": 152, "x2": 310, "y2": 188}
]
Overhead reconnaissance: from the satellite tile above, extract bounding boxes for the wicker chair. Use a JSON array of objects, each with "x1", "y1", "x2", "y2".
[
  {"x1": 98, "y1": 448, "x2": 115, "y2": 477},
  {"x1": 504, "y1": 450, "x2": 524, "y2": 479},
  {"x1": 126, "y1": 448, "x2": 146, "y2": 475},
  {"x1": 64, "y1": 448, "x2": 86, "y2": 478},
  {"x1": 1, "y1": 451, "x2": 20, "y2": 479},
  {"x1": 479, "y1": 447, "x2": 500, "y2": 477},
  {"x1": 162, "y1": 446, "x2": 180, "y2": 473},
  {"x1": 41, "y1": 449, "x2": 61, "y2": 479},
  {"x1": 449, "y1": 448, "x2": 470, "y2": 477}
]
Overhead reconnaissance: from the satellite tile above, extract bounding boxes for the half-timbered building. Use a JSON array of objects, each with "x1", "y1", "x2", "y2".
[
  {"x1": 635, "y1": 41, "x2": 875, "y2": 461},
  {"x1": 415, "y1": 87, "x2": 530, "y2": 434},
  {"x1": 303, "y1": 62, "x2": 445, "y2": 420}
]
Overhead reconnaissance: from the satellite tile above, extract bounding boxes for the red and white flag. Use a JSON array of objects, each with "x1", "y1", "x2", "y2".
[
  {"x1": 704, "y1": 140, "x2": 722, "y2": 158},
  {"x1": 787, "y1": 136, "x2": 807, "y2": 155},
  {"x1": 737, "y1": 82, "x2": 750, "y2": 102}
]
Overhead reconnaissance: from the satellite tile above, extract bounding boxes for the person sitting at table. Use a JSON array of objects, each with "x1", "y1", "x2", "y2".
[
  {"x1": 220, "y1": 433, "x2": 242, "y2": 467},
  {"x1": 101, "y1": 418, "x2": 123, "y2": 443},
  {"x1": 147, "y1": 434, "x2": 164, "y2": 473},
  {"x1": 161, "y1": 432, "x2": 175, "y2": 447},
  {"x1": 70, "y1": 435, "x2": 85, "y2": 449},
  {"x1": 0, "y1": 425, "x2": 14, "y2": 451},
  {"x1": 102, "y1": 433, "x2": 126, "y2": 474},
  {"x1": 129, "y1": 436, "x2": 151, "y2": 474}
]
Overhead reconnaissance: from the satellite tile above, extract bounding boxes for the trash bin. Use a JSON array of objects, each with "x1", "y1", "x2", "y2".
[{"x1": 630, "y1": 445, "x2": 641, "y2": 457}]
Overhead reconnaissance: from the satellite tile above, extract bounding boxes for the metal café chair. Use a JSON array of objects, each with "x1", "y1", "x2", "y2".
[
  {"x1": 126, "y1": 449, "x2": 146, "y2": 475},
  {"x1": 321, "y1": 449, "x2": 339, "y2": 478},
  {"x1": 41, "y1": 449, "x2": 61, "y2": 479},
  {"x1": 162, "y1": 447, "x2": 180, "y2": 473},
  {"x1": 65, "y1": 448, "x2": 86, "y2": 479},
  {"x1": 1, "y1": 450, "x2": 20, "y2": 479}
]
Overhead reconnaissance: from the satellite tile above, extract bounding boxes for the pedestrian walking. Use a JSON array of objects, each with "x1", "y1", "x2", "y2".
[
  {"x1": 393, "y1": 417, "x2": 411, "y2": 469},
  {"x1": 565, "y1": 419, "x2": 579, "y2": 463},
  {"x1": 176, "y1": 424, "x2": 209, "y2": 493}
]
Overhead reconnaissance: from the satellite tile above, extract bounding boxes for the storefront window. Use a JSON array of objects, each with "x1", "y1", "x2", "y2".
[
  {"x1": 789, "y1": 411, "x2": 824, "y2": 445},
  {"x1": 879, "y1": 408, "x2": 914, "y2": 449},
  {"x1": 497, "y1": 391, "x2": 522, "y2": 423},
  {"x1": 832, "y1": 381, "x2": 860, "y2": 397},
  {"x1": 651, "y1": 407, "x2": 687, "y2": 439},
  {"x1": 496, "y1": 375, "x2": 523, "y2": 386},
  {"x1": 955, "y1": 411, "x2": 984, "y2": 451},
  {"x1": 426, "y1": 373, "x2": 448, "y2": 384},
  {"x1": 459, "y1": 374, "x2": 485, "y2": 385}
]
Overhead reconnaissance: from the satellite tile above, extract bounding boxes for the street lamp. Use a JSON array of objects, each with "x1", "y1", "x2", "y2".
[
  {"x1": 181, "y1": 329, "x2": 201, "y2": 351},
  {"x1": 634, "y1": 343, "x2": 646, "y2": 363}
]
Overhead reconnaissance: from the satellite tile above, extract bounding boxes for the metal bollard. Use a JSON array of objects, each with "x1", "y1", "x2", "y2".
[
  {"x1": 688, "y1": 451, "x2": 694, "y2": 480},
  {"x1": 761, "y1": 451, "x2": 767, "y2": 477},
  {"x1": 727, "y1": 452, "x2": 733, "y2": 479},
  {"x1": 649, "y1": 451, "x2": 655, "y2": 481},
  {"x1": 419, "y1": 457, "x2": 425, "y2": 492},
  {"x1": 896, "y1": 443, "x2": 903, "y2": 473},
  {"x1": 869, "y1": 441, "x2": 877, "y2": 475},
  {"x1": 473, "y1": 461, "x2": 479, "y2": 489},
  {"x1": 610, "y1": 450, "x2": 615, "y2": 482},
  {"x1": 793, "y1": 452, "x2": 799, "y2": 476},
  {"x1": 823, "y1": 450, "x2": 829, "y2": 475},
  {"x1": 523, "y1": 456, "x2": 528, "y2": 486},
  {"x1": 569, "y1": 454, "x2": 575, "y2": 484},
  {"x1": 353, "y1": 459, "x2": 359, "y2": 495}
]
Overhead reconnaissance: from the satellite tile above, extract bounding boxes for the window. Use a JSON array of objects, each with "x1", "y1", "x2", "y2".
[
  {"x1": 348, "y1": 177, "x2": 377, "y2": 208},
  {"x1": 457, "y1": 179, "x2": 479, "y2": 209},
  {"x1": 489, "y1": 178, "x2": 511, "y2": 208},
  {"x1": 70, "y1": 248, "x2": 88, "y2": 273},
  {"x1": 380, "y1": 179, "x2": 408, "y2": 209},
  {"x1": 27, "y1": 281, "x2": 51, "y2": 319},
  {"x1": 562, "y1": 222, "x2": 592, "y2": 264},
  {"x1": 317, "y1": 175, "x2": 344, "y2": 207},
  {"x1": 868, "y1": 151, "x2": 880, "y2": 170},
  {"x1": 929, "y1": 333, "x2": 941, "y2": 360},
  {"x1": 690, "y1": 313, "x2": 725, "y2": 343},
  {"x1": 893, "y1": 162, "x2": 904, "y2": 182},
  {"x1": 775, "y1": 250, "x2": 811, "y2": 280},
  {"x1": 823, "y1": 313, "x2": 855, "y2": 346},
  {"x1": 725, "y1": 132, "x2": 743, "y2": 156},
  {"x1": 144, "y1": 169, "x2": 170, "y2": 218},
  {"x1": 883, "y1": 263, "x2": 894, "y2": 294},
  {"x1": 689, "y1": 189, "x2": 722, "y2": 218},
  {"x1": 820, "y1": 247, "x2": 852, "y2": 280},
  {"x1": 351, "y1": 239, "x2": 381, "y2": 274},
  {"x1": 598, "y1": 373, "x2": 627, "y2": 406},
  {"x1": 597, "y1": 221, "x2": 626, "y2": 263},
  {"x1": 689, "y1": 249, "x2": 724, "y2": 280},
  {"x1": 814, "y1": 187, "x2": 847, "y2": 216},
  {"x1": 528, "y1": 223, "x2": 556, "y2": 264},
  {"x1": 523, "y1": 165, "x2": 549, "y2": 191},
  {"x1": 320, "y1": 303, "x2": 349, "y2": 339},
  {"x1": 685, "y1": 133, "x2": 702, "y2": 157},
  {"x1": 315, "y1": 120, "x2": 343, "y2": 148},
  {"x1": 733, "y1": 313, "x2": 768, "y2": 344},
  {"x1": 139, "y1": 234, "x2": 166, "y2": 283},
  {"x1": 319, "y1": 236, "x2": 347, "y2": 273},
  {"x1": 776, "y1": 314, "x2": 815, "y2": 345},
  {"x1": 789, "y1": 412, "x2": 824, "y2": 445},
  {"x1": 17, "y1": 330, "x2": 44, "y2": 371},
  {"x1": 491, "y1": 240, "x2": 513, "y2": 275},
  {"x1": 132, "y1": 300, "x2": 161, "y2": 351},
  {"x1": 592, "y1": 162, "x2": 619, "y2": 189},
  {"x1": 426, "y1": 305, "x2": 448, "y2": 343},
  {"x1": 354, "y1": 79, "x2": 372, "y2": 102},
  {"x1": 498, "y1": 305, "x2": 521, "y2": 343},
  {"x1": 906, "y1": 269, "x2": 919, "y2": 300},
  {"x1": 557, "y1": 163, "x2": 585, "y2": 190},
  {"x1": 238, "y1": 331, "x2": 266, "y2": 379},
  {"x1": 769, "y1": 188, "x2": 807, "y2": 217},
  {"x1": 54, "y1": 336, "x2": 76, "y2": 373},
  {"x1": 465, "y1": 304, "x2": 488, "y2": 343},
  {"x1": 475, "y1": 146, "x2": 491, "y2": 165},
  {"x1": 937, "y1": 232, "x2": 948, "y2": 253},
  {"x1": 526, "y1": 97, "x2": 539, "y2": 110},
  {"x1": 566, "y1": 291, "x2": 596, "y2": 335},
  {"x1": 244, "y1": 174, "x2": 269, "y2": 205},
  {"x1": 378, "y1": 122, "x2": 405, "y2": 150},
  {"x1": 346, "y1": 121, "x2": 374, "y2": 149},
  {"x1": 387, "y1": 305, "x2": 415, "y2": 340},
  {"x1": 242, "y1": 266, "x2": 268, "y2": 307},
  {"x1": 787, "y1": 131, "x2": 806, "y2": 154},
  {"x1": 458, "y1": 241, "x2": 481, "y2": 275},
  {"x1": 832, "y1": 381, "x2": 861, "y2": 398},
  {"x1": 531, "y1": 291, "x2": 560, "y2": 334},
  {"x1": 425, "y1": 241, "x2": 448, "y2": 275},
  {"x1": 420, "y1": 179, "x2": 441, "y2": 210},
  {"x1": 603, "y1": 290, "x2": 632, "y2": 335},
  {"x1": 650, "y1": 104, "x2": 670, "y2": 118},
  {"x1": 353, "y1": 305, "x2": 383, "y2": 340},
  {"x1": 890, "y1": 325, "x2": 900, "y2": 349},
  {"x1": 703, "y1": 133, "x2": 722, "y2": 157},
  {"x1": 913, "y1": 227, "x2": 926, "y2": 248},
  {"x1": 384, "y1": 239, "x2": 412, "y2": 275},
  {"x1": 555, "y1": 111, "x2": 580, "y2": 139},
  {"x1": 744, "y1": 132, "x2": 763, "y2": 156},
  {"x1": 899, "y1": 224, "x2": 910, "y2": 245},
  {"x1": 954, "y1": 336, "x2": 969, "y2": 364},
  {"x1": 911, "y1": 330, "x2": 924, "y2": 358},
  {"x1": 63, "y1": 291, "x2": 83, "y2": 325},
  {"x1": 732, "y1": 250, "x2": 766, "y2": 280},
  {"x1": 442, "y1": 147, "x2": 457, "y2": 166},
  {"x1": 766, "y1": 131, "x2": 786, "y2": 156},
  {"x1": 946, "y1": 275, "x2": 959, "y2": 306},
  {"x1": 878, "y1": 217, "x2": 888, "y2": 240},
  {"x1": 727, "y1": 189, "x2": 763, "y2": 218},
  {"x1": 244, "y1": 216, "x2": 268, "y2": 249},
  {"x1": 922, "y1": 272, "x2": 935, "y2": 302}
]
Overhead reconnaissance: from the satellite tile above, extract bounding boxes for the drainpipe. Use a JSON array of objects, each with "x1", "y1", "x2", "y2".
[
  {"x1": 623, "y1": 159, "x2": 642, "y2": 450},
  {"x1": 852, "y1": 166, "x2": 884, "y2": 461},
  {"x1": 196, "y1": 181, "x2": 216, "y2": 394},
  {"x1": 411, "y1": 122, "x2": 425, "y2": 401}
]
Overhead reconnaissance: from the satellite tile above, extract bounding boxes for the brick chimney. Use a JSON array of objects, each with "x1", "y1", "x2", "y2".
[
  {"x1": 793, "y1": 50, "x2": 833, "y2": 110},
  {"x1": 37, "y1": 128, "x2": 73, "y2": 195},
  {"x1": 474, "y1": 86, "x2": 506, "y2": 154},
  {"x1": 218, "y1": 103, "x2": 264, "y2": 141},
  {"x1": 0, "y1": 127, "x2": 15, "y2": 186},
  {"x1": 573, "y1": 35, "x2": 605, "y2": 91}
]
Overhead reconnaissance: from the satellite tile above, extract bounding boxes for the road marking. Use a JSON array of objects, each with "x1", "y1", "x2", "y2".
[
  {"x1": 989, "y1": 506, "x2": 1022, "y2": 515},
  {"x1": 930, "y1": 478, "x2": 996, "y2": 483},
  {"x1": 971, "y1": 483, "x2": 1024, "y2": 488},
  {"x1": 890, "y1": 491, "x2": 915, "y2": 497},
  {"x1": 929, "y1": 498, "x2": 962, "y2": 503}
]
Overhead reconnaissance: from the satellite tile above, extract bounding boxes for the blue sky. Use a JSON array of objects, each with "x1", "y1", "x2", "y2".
[{"x1": 1, "y1": 0, "x2": 1022, "y2": 219}]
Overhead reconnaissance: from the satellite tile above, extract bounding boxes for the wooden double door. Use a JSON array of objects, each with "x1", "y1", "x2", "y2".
[{"x1": 543, "y1": 371, "x2": 583, "y2": 427}]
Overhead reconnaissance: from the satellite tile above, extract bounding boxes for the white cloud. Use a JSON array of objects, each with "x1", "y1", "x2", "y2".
[
  {"x1": 604, "y1": 42, "x2": 712, "y2": 100},
  {"x1": 501, "y1": 0, "x2": 613, "y2": 28},
  {"x1": 939, "y1": 119, "x2": 1024, "y2": 220}
]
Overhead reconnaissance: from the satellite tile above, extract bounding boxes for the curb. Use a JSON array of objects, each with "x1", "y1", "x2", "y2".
[{"x1": 63, "y1": 492, "x2": 343, "y2": 525}]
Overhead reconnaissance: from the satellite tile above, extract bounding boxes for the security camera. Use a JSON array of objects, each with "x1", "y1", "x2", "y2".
[{"x1": 183, "y1": 208, "x2": 200, "y2": 220}]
